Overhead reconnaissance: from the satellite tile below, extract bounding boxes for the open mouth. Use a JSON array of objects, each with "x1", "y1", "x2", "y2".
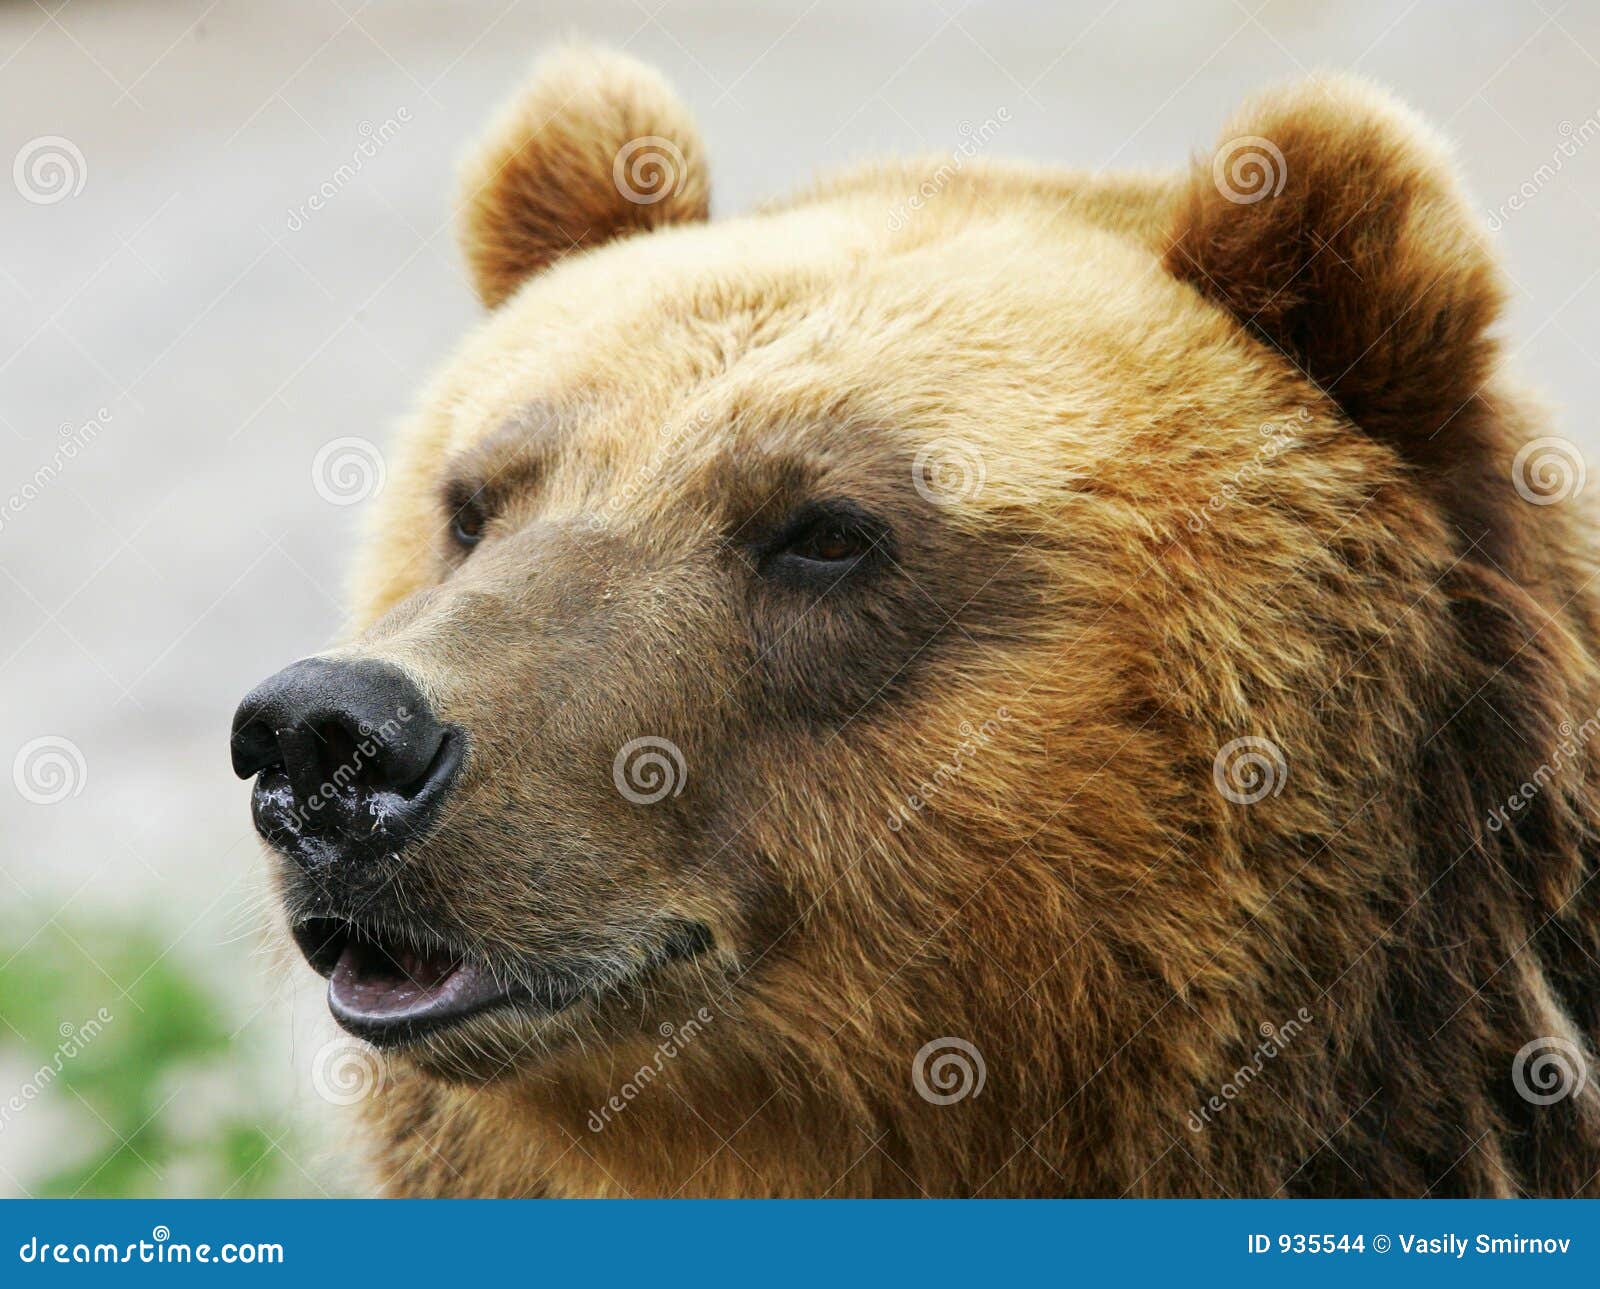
[
  {"x1": 292, "y1": 916, "x2": 716, "y2": 1048},
  {"x1": 293, "y1": 917, "x2": 543, "y2": 1046}
]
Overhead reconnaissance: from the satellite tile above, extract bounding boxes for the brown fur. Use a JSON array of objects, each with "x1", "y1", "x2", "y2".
[{"x1": 291, "y1": 52, "x2": 1600, "y2": 1196}]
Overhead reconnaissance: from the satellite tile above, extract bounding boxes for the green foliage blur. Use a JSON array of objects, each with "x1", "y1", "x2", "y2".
[{"x1": 0, "y1": 919, "x2": 319, "y2": 1197}]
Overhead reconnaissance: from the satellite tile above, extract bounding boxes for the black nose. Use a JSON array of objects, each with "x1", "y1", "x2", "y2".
[{"x1": 230, "y1": 656, "x2": 463, "y2": 866}]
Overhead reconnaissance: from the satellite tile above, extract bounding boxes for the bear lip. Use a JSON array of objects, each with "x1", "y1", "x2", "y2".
[
  {"x1": 292, "y1": 915, "x2": 717, "y2": 1049},
  {"x1": 293, "y1": 917, "x2": 538, "y2": 1047},
  {"x1": 328, "y1": 939, "x2": 525, "y2": 1046}
]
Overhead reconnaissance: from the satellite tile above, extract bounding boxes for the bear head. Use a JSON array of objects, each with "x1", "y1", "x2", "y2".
[{"x1": 233, "y1": 47, "x2": 1600, "y2": 1196}]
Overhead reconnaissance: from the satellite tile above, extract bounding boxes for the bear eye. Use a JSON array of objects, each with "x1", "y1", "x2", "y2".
[
  {"x1": 448, "y1": 492, "x2": 489, "y2": 550},
  {"x1": 761, "y1": 502, "x2": 888, "y2": 580},
  {"x1": 787, "y1": 520, "x2": 871, "y2": 564}
]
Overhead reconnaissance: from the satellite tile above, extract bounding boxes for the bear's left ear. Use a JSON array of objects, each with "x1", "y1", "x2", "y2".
[
  {"x1": 1165, "y1": 76, "x2": 1505, "y2": 469},
  {"x1": 457, "y1": 45, "x2": 710, "y2": 309}
]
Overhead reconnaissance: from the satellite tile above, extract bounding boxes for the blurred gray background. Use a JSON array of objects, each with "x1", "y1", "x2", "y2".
[{"x1": 1, "y1": 0, "x2": 1597, "y2": 1195}]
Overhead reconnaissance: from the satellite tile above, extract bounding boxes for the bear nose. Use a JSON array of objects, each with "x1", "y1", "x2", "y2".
[{"x1": 230, "y1": 656, "x2": 463, "y2": 862}]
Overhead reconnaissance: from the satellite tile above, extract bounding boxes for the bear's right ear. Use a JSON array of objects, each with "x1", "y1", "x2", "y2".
[{"x1": 456, "y1": 45, "x2": 710, "y2": 309}]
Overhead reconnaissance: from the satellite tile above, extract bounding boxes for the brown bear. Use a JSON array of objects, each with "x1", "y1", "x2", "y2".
[{"x1": 232, "y1": 46, "x2": 1600, "y2": 1197}]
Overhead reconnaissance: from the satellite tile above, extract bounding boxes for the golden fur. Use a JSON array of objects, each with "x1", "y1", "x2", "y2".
[{"x1": 309, "y1": 48, "x2": 1600, "y2": 1196}]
